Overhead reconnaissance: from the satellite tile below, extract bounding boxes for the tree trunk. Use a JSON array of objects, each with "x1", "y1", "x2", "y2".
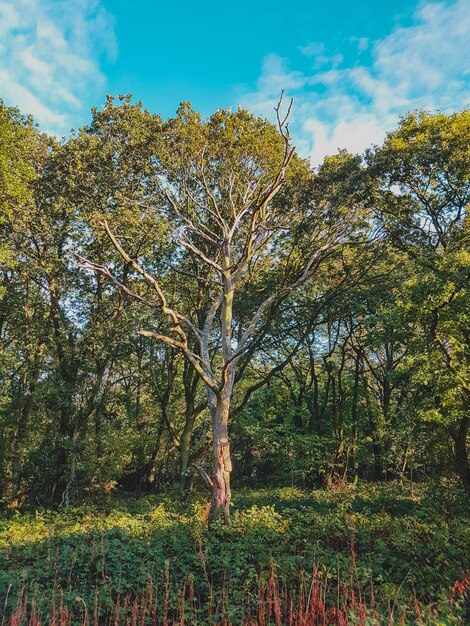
[
  {"x1": 209, "y1": 392, "x2": 232, "y2": 523},
  {"x1": 292, "y1": 399, "x2": 304, "y2": 431},
  {"x1": 308, "y1": 360, "x2": 322, "y2": 435},
  {"x1": 180, "y1": 416, "x2": 194, "y2": 491}
]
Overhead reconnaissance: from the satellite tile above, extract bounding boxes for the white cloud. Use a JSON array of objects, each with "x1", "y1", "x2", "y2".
[
  {"x1": 257, "y1": 54, "x2": 307, "y2": 95},
  {"x1": 299, "y1": 42, "x2": 325, "y2": 57},
  {"x1": 349, "y1": 36, "x2": 369, "y2": 53},
  {"x1": 0, "y1": 0, "x2": 117, "y2": 135},
  {"x1": 241, "y1": 0, "x2": 469, "y2": 166},
  {"x1": 300, "y1": 42, "x2": 344, "y2": 69}
]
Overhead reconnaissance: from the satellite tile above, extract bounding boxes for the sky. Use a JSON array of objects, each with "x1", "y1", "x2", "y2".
[{"x1": 0, "y1": 0, "x2": 468, "y2": 165}]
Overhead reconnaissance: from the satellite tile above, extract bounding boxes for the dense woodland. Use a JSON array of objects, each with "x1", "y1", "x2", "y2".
[
  {"x1": 0, "y1": 96, "x2": 469, "y2": 510},
  {"x1": 0, "y1": 96, "x2": 469, "y2": 624}
]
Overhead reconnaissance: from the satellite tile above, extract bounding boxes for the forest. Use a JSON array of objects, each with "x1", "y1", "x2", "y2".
[{"x1": 0, "y1": 96, "x2": 469, "y2": 625}]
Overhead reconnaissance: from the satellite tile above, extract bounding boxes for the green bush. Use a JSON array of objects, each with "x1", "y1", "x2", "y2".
[{"x1": 0, "y1": 482, "x2": 468, "y2": 624}]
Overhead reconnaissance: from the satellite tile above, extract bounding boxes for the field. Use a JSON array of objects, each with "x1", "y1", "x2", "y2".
[{"x1": 1, "y1": 481, "x2": 469, "y2": 625}]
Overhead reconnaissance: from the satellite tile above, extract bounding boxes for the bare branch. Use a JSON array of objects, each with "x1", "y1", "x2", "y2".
[
  {"x1": 193, "y1": 464, "x2": 213, "y2": 491},
  {"x1": 139, "y1": 330, "x2": 219, "y2": 393},
  {"x1": 76, "y1": 256, "x2": 158, "y2": 309},
  {"x1": 236, "y1": 243, "x2": 336, "y2": 354},
  {"x1": 100, "y1": 219, "x2": 189, "y2": 342},
  {"x1": 81, "y1": 221, "x2": 221, "y2": 391},
  {"x1": 165, "y1": 191, "x2": 220, "y2": 245},
  {"x1": 197, "y1": 146, "x2": 228, "y2": 233},
  {"x1": 178, "y1": 237, "x2": 224, "y2": 274},
  {"x1": 138, "y1": 330, "x2": 185, "y2": 349}
]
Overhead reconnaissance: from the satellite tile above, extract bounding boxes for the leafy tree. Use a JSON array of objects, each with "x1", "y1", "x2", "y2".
[
  {"x1": 370, "y1": 109, "x2": 470, "y2": 491},
  {"x1": 0, "y1": 102, "x2": 50, "y2": 501},
  {"x1": 82, "y1": 99, "x2": 372, "y2": 521}
]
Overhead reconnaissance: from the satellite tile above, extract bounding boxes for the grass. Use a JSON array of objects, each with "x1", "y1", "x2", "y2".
[{"x1": 0, "y1": 481, "x2": 469, "y2": 624}]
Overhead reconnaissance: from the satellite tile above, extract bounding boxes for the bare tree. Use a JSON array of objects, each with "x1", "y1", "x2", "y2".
[{"x1": 80, "y1": 96, "x2": 366, "y2": 521}]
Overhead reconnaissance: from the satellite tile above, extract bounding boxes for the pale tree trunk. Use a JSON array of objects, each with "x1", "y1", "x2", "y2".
[
  {"x1": 207, "y1": 263, "x2": 236, "y2": 522},
  {"x1": 209, "y1": 389, "x2": 233, "y2": 522},
  {"x1": 209, "y1": 260, "x2": 235, "y2": 525}
]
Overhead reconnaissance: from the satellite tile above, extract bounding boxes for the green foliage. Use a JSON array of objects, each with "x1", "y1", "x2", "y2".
[
  {"x1": 1, "y1": 97, "x2": 468, "y2": 505},
  {"x1": 0, "y1": 97, "x2": 468, "y2": 626},
  {"x1": 0, "y1": 484, "x2": 468, "y2": 624}
]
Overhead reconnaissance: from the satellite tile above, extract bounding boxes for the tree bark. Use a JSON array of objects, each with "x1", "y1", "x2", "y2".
[{"x1": 209, "y1": 391, "x2": 232, "y2": 523}]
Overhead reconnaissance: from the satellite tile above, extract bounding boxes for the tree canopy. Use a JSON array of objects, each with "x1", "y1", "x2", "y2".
[{"x1": 0, "y1": 97, "x2": 468, "y2": 514}]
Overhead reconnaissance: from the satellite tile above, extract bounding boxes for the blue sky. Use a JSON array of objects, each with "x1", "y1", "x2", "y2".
[{"x1": 0, "y1": 0, "x2": 468, "y2": 164}]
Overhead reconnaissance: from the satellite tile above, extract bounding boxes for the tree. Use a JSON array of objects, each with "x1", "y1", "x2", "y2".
[
  {"x1": 81, "y1": 97, "x2": 371, "y2": 521},
  {"x1": 370, "y1": 109, "x2": 470, "y2": 491},
  {"x1": 0, "y1": 102, "x2": 50, "y2": 501}
]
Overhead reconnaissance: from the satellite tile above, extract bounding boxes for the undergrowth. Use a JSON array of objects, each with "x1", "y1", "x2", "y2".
[{"x1": 0, "y1": 481, "x2": 469, "y2": 625}]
